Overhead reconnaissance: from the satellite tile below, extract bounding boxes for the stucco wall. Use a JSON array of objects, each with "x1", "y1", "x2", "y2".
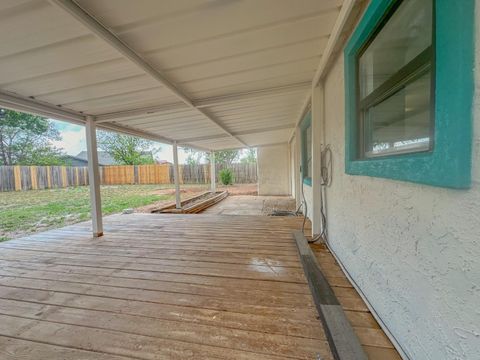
[
  {"x1": 296, "y1": 5, "x2": 480, "y2": 359},
  {"x1": 257, "y1": 144, "x2": 290, "y2": 196}
]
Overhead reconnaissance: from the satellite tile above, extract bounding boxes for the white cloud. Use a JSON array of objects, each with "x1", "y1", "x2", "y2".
[
  {"x1": 49, "y1": 120, "x2": 85, "y2": 156},
  {"x1": 156, "y1": 144, "x2": 189, "y2": 164},
  {"x1": 51, "y1": 129, "x2": 86, "y2": 156}
]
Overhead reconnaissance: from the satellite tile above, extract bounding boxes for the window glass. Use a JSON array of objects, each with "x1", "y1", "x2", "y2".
[
  {"x1": 359, "y1": 0, "x2": 432, "y2": 98},
  {"x1": 358, "y1": 0, "x2": 433, "y2": 158},
  {"x1": 364, "y1": 71, "x2": 431, "y2": 156}
]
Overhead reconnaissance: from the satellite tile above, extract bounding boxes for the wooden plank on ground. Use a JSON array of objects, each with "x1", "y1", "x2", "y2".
[
  {"x1": 293, "y1": 230, "x2": 367, "y2": 360},
  {"x1": 309, "y1": 242, "x2": 402, "y2": 359}
]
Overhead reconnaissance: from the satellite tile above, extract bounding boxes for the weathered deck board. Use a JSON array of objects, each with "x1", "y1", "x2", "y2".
[
  {"x1": 0, "y1": 213, "x2": 333, "y2": 360},
  {"x1": 311, "y1": 243, "x2": 402, "y2": 360}
]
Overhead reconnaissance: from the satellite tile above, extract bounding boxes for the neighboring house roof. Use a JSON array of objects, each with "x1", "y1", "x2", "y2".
[
  {"x1": 63, "y1": 155, "x2": 88, "y2": 167},
  {"x1": 75, "y1": 151, "x2": 118, "y2": 165},
  {"x1": 156, "y1": 160, "x2": 172, "y2": 165}
]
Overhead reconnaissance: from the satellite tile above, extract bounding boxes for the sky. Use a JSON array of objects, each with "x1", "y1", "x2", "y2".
[{"x1": 50, "y1": 119, "x2": 190, "y2": 163}]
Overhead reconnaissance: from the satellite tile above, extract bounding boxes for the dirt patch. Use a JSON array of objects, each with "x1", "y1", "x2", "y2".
[
  {"x1": 138, "y1": 184, "x2": 257, "y2": 213},
  {"x1": 217, "y1": 183, "x2": 257, "y2": 195}
]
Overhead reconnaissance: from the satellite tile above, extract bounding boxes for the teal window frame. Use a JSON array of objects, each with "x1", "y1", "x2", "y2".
[
  {"x1": 300, "y1": 111, "x2": 312, "y2": 186},
  {"x1": 344, "y1": 0, "x2": 474, "y2": 189}
]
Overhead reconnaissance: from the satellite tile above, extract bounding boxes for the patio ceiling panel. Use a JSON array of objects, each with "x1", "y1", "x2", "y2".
[
  {"x1": 186, "y1": 136, "x2": 246, "y2": 151},
  {"x1": 111, "y1": 111, "x2": 205, "y2": 127},
  {"x1": 33, "y1": 74, "x2": 162, "y2": 105},
  {"x1": 77, "y1": 0, "x2": 341, "y2": 52},
  {"x1": 143, "y1": 15, "x2": 333, "y2": 73},
  {"x1": 68, "y1": 0, "x2": 342, "y2": 149},
  {"x1": 237, "y1": 128, "x2": 294, "y2": 147},
  {"x1": 0, "y1": 0, "x2": 345, "y2": 150},
  {"x1": 0, "y1": 0, "x2": 89, "y2": 58},
  {"x1": 0, "y1": 58, "x2": 143, "y2": 97},
  {"x1": 188, "y1": 72, "x2": 315, "y2": 100},
  {"x1": 198, "y1": 87, "x2": 309, "y2": 111},
  {"x1": 0, "y1": 35, "x2": 120, "y2": 86},
  {"x1": 61, "y1": 89, "x2": 178, "y2": 115},
  {"x1": 162, "y1": 40, "x2": 324, "y2": 85}
]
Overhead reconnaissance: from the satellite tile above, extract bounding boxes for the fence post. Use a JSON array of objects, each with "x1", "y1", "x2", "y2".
[
  {"x1": 46, "y1": 166, "x2": 51, "y2": 188},
  {"x1": 30, "y1": 166, "x2": 38, "y2": 190},
  {"x1": 61, "y1": 166, "x2": 68, "y2": 187},
  {"x1": 13, "y1": 166, "x2": 22, "y2": 191}
]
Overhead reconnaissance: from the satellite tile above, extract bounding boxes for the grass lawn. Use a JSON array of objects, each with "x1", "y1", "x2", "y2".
[{"x1": 0, "y1": 185, "x2": 175, "y2": 241}]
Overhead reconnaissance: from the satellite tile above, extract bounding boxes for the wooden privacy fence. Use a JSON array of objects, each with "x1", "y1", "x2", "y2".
[
  {"x1": 181, "y1": 163, "x2": 258, "y2": 184},
  {"x1": 0, "y1": 165, "x2": 88, "y2": 191},
  {"x1": 0, "y1": 163, "x2": 257, "y2": 191}
]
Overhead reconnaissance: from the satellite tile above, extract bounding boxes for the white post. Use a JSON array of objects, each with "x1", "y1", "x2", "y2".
[
  {"x1": 294, "y1": 127, "x2": 302, "y2": 210},
  {"x1": 85, "y1": 116, "x2": 103, "y2": 237},
  {"x1": 210, "y1": 151, "x2": 216, "y2": 193},
  {"x1": 311, "y1": 84, "x2": 324, "y2": 236},
  {"x1": 172, "y1": 141, "x2": 181, "y2": 209}
]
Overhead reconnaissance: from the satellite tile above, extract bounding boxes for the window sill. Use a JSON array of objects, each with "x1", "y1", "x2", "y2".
[{"x1": 345, "y1": 150, "x2": 470, "y2": 189}]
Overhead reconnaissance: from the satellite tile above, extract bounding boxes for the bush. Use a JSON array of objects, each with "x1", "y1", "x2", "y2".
[{"x1": 219, "y1": 168, "x2": 234, "y2": 185}]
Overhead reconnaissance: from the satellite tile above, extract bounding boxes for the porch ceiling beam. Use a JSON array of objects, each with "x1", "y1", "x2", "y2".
[
  {"x1": 194, "y1": 82, "x2": 311, "y2": 108},
  {"x1": 288, "y1": 0, "x2": 358, "y2": 143},
  {"x1": 312, "y1": 0, "x2": 357, "y2": 87},
  {"x1": 49, "y1": 0, "x2": 247, "y2": 148},
  {"x1": 95, "y1": 103, "x2": 187, "y2": 123},
  {"x1": 177, "y1": 124, "x2": 295, "y2": 143},
  {"x1": 0, "y1": 90, "x2": 86, "y2": 125},
  {"x1": 96, "y1": 122, "x2": 211, "y2": 152},
  {"x1": 0, "y1": 89, "x2": 209, "y2": 152},
  {"x1": 224, "y1": 141, "x2": 289, "y2": 151},
  {"x1": 96, "y1": 122, "x2": 174, "y2": 145},
  {"x1": 94, "y1": 82, "x2": 310, "y2": 124}
]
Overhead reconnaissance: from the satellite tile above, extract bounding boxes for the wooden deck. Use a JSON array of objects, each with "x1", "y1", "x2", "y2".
[{"x1": 0, "y1": 213, "x2": 333, "y2": 359}]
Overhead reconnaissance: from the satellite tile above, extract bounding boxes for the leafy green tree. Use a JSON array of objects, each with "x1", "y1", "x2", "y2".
[
  {"x1": 183, "y1": 148, "x2": 240, "y2": 166},
  {"x1": 184, "y1": 148, "x2": 206, "y2": 165},
  {"x1": 214, "y1": 150, "x2": 240, "y2": 166},
  {"x1": 241, "y1": 148, "x2": 257, "y2": 164},
  {"x1": 0, "y1": 108, "x2": 67, "y2": 165},
  {"x1": 97, "y1": 131, "x2": 159, "y2": 165}
]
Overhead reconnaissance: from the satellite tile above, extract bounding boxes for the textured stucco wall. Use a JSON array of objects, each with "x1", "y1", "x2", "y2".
[
  {"x1": 257, "y1": 144, "x2": 290, "y2": 196},
  {"x1": 298, "y1": 5, "x2": 480, "y2": 359}
]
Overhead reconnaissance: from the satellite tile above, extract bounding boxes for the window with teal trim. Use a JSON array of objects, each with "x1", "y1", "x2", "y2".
[
  {"x1": 344, "y1": 0, "x2": 474, "y2": 189},
  {"x1": 300, "y1": 112, "x2": 312, "y2": 185}
]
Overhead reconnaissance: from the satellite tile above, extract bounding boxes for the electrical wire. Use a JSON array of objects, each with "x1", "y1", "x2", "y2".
[
  {"x1": 307, "y1": 145, "x2": 332, "y2": 243},
  {"x1": 268, "y1": 144, "x2": 333, "y2": 244}
]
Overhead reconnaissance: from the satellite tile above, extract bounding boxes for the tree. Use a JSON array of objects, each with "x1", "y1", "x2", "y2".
[
  {"x1": 0, "y1": 108, "x2": 67, "y2": 165},
  {"x1": 184, "y1": 148, "x2": 206, "y2": 165},
  {"x1": 183, "y1": 148, "x2": 240, "y2": 166},
  {"x1": 213, "y1": 150, "x2": 240, "y2": 166},
  {"x1": 241, "y1": 148, "x2": 257, "y2": 164},
  {"x1": 97, "y1": 131, "x2": 159, "y2": 165}
]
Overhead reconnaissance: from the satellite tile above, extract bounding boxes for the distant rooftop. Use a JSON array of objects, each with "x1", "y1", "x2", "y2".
[{"x1": 75, "y1": 151, "x2": 118, "y2": 166}]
